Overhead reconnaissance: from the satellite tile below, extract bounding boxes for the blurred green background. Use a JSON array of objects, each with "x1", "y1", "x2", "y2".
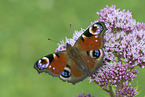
[{"x1": 0, "y1": 0, "x2": 145, "y2": 97}]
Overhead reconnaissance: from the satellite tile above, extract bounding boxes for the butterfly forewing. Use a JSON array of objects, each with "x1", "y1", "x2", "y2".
[
  {"x1": 75, "y1": 22, "x2": 107, "y2": 51},
  {"x1": 34, "y1": 52, "x2": 68, "y2": 76}
]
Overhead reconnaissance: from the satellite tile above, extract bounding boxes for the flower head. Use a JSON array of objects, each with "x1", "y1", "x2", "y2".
[
  {"x1": 55, "y1": 5, "x2": 144, "y2": 97},
  {"x1": 77, "y1": 92, "x2": 94, "y2": 97},
  {"x1": 90, "y1": 62, "x2": 139, "y2": 89},
  {"x1": 116, "y1": 81, "x2": 138, "y2": 97}
]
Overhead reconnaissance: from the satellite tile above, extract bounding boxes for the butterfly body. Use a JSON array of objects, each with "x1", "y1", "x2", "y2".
[
  {"x1": 66, "y1": 44, "x2": 92, "y2": 76},
  {"x1": 34, "y1": 22, "x2": 107, "y2": 84}
]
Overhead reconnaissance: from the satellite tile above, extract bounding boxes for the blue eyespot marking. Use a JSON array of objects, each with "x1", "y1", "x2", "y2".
[
  {"x1": 61, "y1": 70, "x2": 71, "y2": 78},
  {"x1": 96, "y1": 24, "x2": 103, "y2": 34},
  {"x1": 92, "y1": 24, "x2": 103, "y2": 34},
  {"x1": 37, "y1": 61, "x2": 48, "y2": 70},
  {"x1": 93, "y1": 50, "x2": 100, "y2": 59},
  {"x1": 37, "y1": 57, "x2": 49, "y2": 70}
]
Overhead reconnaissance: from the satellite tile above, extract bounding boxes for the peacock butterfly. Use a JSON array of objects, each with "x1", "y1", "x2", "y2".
[{"x1": 34, "y1": 22, "x2": 107, "y2": 84}]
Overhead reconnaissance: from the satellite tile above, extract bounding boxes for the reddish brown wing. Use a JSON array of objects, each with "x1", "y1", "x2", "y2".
[
  {"x1": 75, "y1": 22, "x2": 107, "y2": 51},
  {"x1": 34, "y1": 52, "x2": 68, "y2": 77}
]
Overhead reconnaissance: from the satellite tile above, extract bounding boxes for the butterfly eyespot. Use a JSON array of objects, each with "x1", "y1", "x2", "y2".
[
  {"x1": 87, "y1": 50, "x2": 101, "y2": 59},
  {"x1": 37, "y1": 57, "x2": 50, "y2": 70},
  {"x1": 92, "y1": 50, "x2": 100, "y2": 59},
  {"x1": 60, "y1": 65, "x2": 71, "y2": 79},
  {"x1": 89, "y1": 24, "x2": 103, "y2": 35},
  {"x1": 61, "y1": 70, "x2": 71, "y2": 78}
]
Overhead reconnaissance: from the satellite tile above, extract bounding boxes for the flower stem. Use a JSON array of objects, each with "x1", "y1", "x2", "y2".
[{"x1": 109, "y1": 86, "x2": 115, "y2": 97}]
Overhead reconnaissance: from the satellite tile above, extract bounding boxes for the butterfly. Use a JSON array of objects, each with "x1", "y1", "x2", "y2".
[{"x1": 34, "y1": 22, "x2": 107, "y2": 84}]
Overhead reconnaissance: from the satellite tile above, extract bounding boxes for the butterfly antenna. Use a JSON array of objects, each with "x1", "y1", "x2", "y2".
[
  {"x1": 69, "y1": 24, "x2": 71, "y2": 34},
  {"x1": 48, "y1": 38, "x2": 58, "y2": 43},
  {"x1": 48, "y1": 24, "x2": 72, "y2": 44}
]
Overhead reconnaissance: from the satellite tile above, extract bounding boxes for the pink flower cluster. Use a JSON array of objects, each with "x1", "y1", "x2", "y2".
[
  {"x1": 56, "y1": 5, "x2": 145, "y2": 97},
  {"x1": 93, "y1": 62, "x2": 138, "y2": 87},
  {"x1": 89, "y1": 5, "x2": 145, "y2": 96},
  {"x1": 77, "y1": 92, "x2": 94, "y2": 97},
  {"x1": 96, "y1": 5, "x2": 145, "y2": 68},
  {"x1": 116, "y1": 81, "x2": 138, "y2": 97}
]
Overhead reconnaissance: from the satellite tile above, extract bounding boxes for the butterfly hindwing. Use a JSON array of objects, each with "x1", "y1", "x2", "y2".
[
  {"x1": 85, "y1": 48, "x2": 104, "y2": 73},
  {"x1": 59, "y1": 58, "x2": 87, "y2": 84},
  {"x1": 75, "y1": 22, "x2": 107, "y2": 51}
]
